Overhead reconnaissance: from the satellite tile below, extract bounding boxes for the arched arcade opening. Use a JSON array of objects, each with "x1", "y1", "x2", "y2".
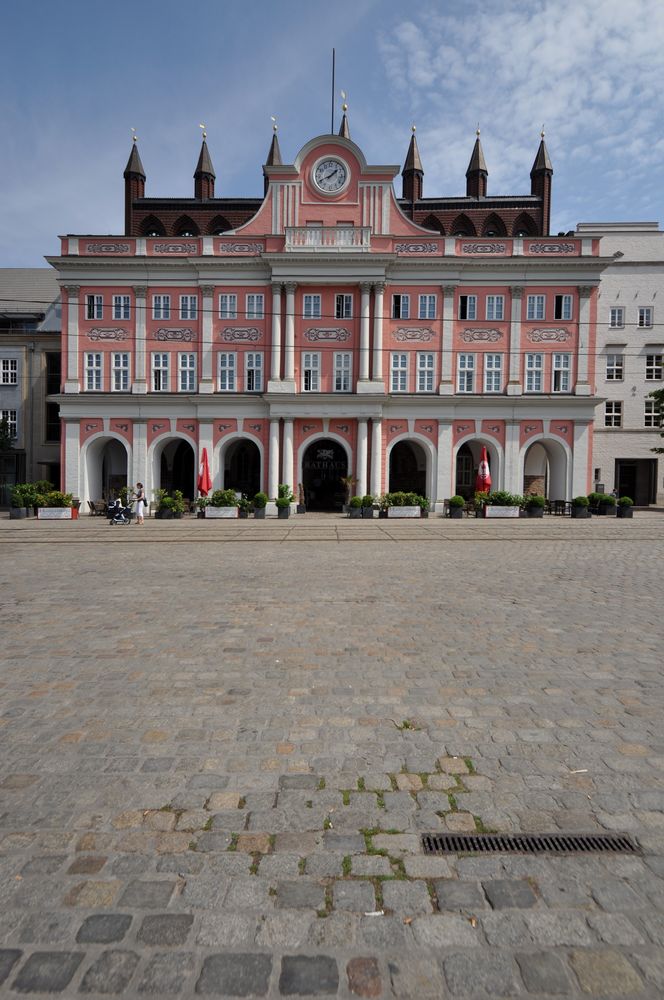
[
  {"x1": 388, "y1": 440, "x2": 427, "y2": 496},
  {"x1": 84, "y1": 436, "x2": 129, "y2": 502},
  {"x1": 301, "y1": 438, "x2": 348, "y2": 511},
  {"x1": 223, "y1": 439, "x2": 261, "y2": 496},
  {"x1": 153, "y1": 438, "x2": 196, "y2": 499},
  {"x1": 522, "y1": 439, "x2": 569, "y2": 501}
]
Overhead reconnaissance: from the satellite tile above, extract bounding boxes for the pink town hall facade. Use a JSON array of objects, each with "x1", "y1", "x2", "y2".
[{"x1": 49, "y1": 126, "x2": 607, "y2": 511}]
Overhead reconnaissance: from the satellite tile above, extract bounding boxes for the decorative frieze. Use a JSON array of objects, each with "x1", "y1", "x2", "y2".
[
  {"x1": 395, "y1": 242, "x2": 439, "y2": 253},
  {"x1": 460, "y1": 328, "x2": 503, "y2": 343},
  {"x1": 133, "y1": 286, "x2": 147, "y2": 298},
  {"x1": 527, "y1": 328, "x2": 571, "y2": 343},
  {"x1": 462, "y1": 242, "x2": 506, "y2": 254},
  {"x1": 393, "y1": 327, "x2": 435, "y2": 343},
  {"x1": 153, "y1": 242, "x2": 198, "y2": 254},
  {"x1": 221, "y1": 327, "x2": 262, "y2": 343},
  {"x1": 86, "y1": 243, "x2": 130, "y2": 253},
  {"x1": 200, "y1": 285, "x2": 215, "y2": 298},
  {"x1": 88, "y1": 328, "x2": 129, "y2": 341},
  {"x1": 529, "y1": 242, "x2": 576, "y2": 254},
  {"x1": 63, "y1": 285, "x2": 81, "y2": 296},
  {"x1": 218, "y1": 242, "x2": 264, "y2": 254},
  {"x1": 155, "y1": 328, "x2": 196, "y2": 342},
  {"x1": 304, "y1": 328, "x2": 350, "y2": 342}
]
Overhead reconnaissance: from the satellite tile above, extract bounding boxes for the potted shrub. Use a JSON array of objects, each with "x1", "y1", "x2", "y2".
[
  {"x1": 586, "y1": 491, "x2": 604, "y2": 514},
  {"x1": 170, "y1": 490, "x2": 186, "y2": 519},
  {"x1": 349, "y1": 496, "x2": 363, "y2": 519},
  {"x1": 571, "y1": 495, "x2": 590, "y2": 519},
  {"x1": 276, "y1": 483, "x2": 294, "y2": 519},
  {"x1": 32, "y1": 479, "x2": 54, "y2": 516},
  {"x1": 37, "y1": 490, "x2": 74, "y2": 520},
  {"x1": 196, "y1": 496, "x2": 210, "y2": 518},
  {"x1": 9, "y1": 484, "x2": 28, "y2": 519},
  {"x1": 152, "y1": 488, "x2": 167, "y2": 519},
  {"x1": 484, "y1": 491, "x2": 523, "y2": 518},
  {"x1": 253, "y1": 492, "x2": 268, "y2": 519},
  {"x1": 377, "y1": 494, "x2": 389, "y2": 518},
  {"x1": 525, "y1": 494, "x2": 546, "y2": 518},
  {"x1": 417, "y1": 495, "x2": 430, "y2": 518},
  {"x1": 448, "y1": 495, "x2": 465, "y2": 519},
  {"x1": 206, "y1": 488, "x2": 239, "y2": 518},
  {"x1": 238, "y1": 495, "x2": 252, "y2": 519},
  {"x1": 616, "y1": 496, "x2": 634, "y2": 519},
  {"x1": 361, "y1": 494, "x2": 374, "y2": 519},
  {"x1": 385, "y1": 491, "x2": 421, "y2": 518},
  {"x1": 159, "y1": 495, "x2": 175, "y2": 519},
  {"x1": 598, "y1": 493, "x2": 617, "y2": 516}
]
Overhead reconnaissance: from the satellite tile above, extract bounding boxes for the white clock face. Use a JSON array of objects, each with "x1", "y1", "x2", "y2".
[{"x1": 313, "y1": 158, "x2": 348, "y2": 193}]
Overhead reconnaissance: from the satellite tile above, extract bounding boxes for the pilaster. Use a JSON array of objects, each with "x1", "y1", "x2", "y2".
[
  {"x1": 370, "y1": 418, "x2": 382, "y2": 496},
  {"x1": 268, "y1": 418, "x2": 280, "y2": 498},
  {"x1": 132, "y1": 286, "x2": 148, "y2": 393},
  {"x1": 371, "y1": 283, "x2": 385, "y2": 388},
  {"x1": 283, "y1": 282, "x2": 296, "y2": 390},
  {"x1": 575, "y1": 286, "x2": 593, "y2": 396},
  {"x1": 504, "y1": 420, "x2": 521, "y2": 493},
  {"x1": 269, "y1": 283, "x2": 282, "y2": 386},
  {"x1": 439, "y1": 284, "x2": 455, "y2": 395},
  {"x1": 199, "y1": 284, "x2": 215, "y2": 393},
  {"x1": 64, "y1": 420, "x2": 80, "y2": 496},
  {"x1": 359, "y1": 282, "x2": 371, "y2": 382},
  {"x1": 64, "y1": 285, "x2": 80, "y2": 393},
  {"x1": 283, "y1": 418, "x2": 294, "y2": 492},
  {"x1": 435, "y1": 420, "x2": 453, "y2": 509},
  {"x1": 357, "y1": 418, "x2": 368, "y2": 497},
  {"x1": 507, "y1": 286, "x2": 523, "y2": 396},
  {"x1": 572, "y1": 420, "x2": 590, "y2": 497}
]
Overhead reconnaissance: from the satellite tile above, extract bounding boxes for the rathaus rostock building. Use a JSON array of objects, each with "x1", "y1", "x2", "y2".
[{"x1": 49, "y1": 114, "x2": 608, "y2": 511}]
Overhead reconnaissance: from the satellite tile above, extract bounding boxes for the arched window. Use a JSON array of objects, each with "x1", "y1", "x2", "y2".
[
  {"x1": 420, "y1": 214, "x2": 445, "y2": 235},
  {"x1": 450, "y1": 214, "x2": 476, "y2": 237},
  {"x1": 481, "y1": 214, "x2": 507, "y2": 237},
  {"x1": 512, "y1": 213, "x2": 537, "y2": 237},
  {"x1": 208, "y1": 216, "x2": 231, "y2": 236},
  {"x1": 141, "y1": 215, "x2": 166, "y2": 237},
  {"x1": 173, "y1": 216, "x2": 200, "y2": 237}
]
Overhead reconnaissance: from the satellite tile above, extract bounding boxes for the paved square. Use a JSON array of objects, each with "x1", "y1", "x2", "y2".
[{"x1": 0, "y1": 513, "x2": 662, "y2": 996}]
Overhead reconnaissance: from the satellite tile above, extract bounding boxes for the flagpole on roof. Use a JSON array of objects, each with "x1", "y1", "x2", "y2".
[{"x1": 331, "y1": 48, "x2": 336, "y2": 134}]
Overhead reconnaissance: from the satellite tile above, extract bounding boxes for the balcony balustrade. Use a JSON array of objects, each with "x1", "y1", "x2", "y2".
[{"x1": 284, "y1": 226, "x2": 371, "y2": 252}]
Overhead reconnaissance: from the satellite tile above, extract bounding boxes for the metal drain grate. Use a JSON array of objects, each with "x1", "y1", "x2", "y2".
[{"x1": 422, "y1": 832, "x2": 639, "y2": 855}]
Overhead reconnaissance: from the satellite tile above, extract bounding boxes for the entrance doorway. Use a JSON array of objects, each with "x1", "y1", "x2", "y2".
[
  {"x1": 389, "y1": 440, "x2": 427, "y2": 495},
  {"x1": 615, "y1": 458, "x2": 657, "y2": 505},
  {"x1": 224, "y1": 439, "x2": 261, "y2": 496},
  {"x1": 302, "y1": 439, "x2": 348, "y2": 511},
  {"x1": 160, "y1": 439, "x2": 195, "y2": 499},
  {"x1": 455, "y1": 443, "x2": 475, "y2": 499}
]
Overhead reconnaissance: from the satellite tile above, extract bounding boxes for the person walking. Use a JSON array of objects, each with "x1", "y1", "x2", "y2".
[{"x1": 134, "y1": 482, "x2": 146, "y2": 524}]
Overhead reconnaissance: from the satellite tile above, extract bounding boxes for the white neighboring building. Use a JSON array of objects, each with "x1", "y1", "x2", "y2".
[{"x1": 576, "y1": 222, "x2": 664, "y2": 505}]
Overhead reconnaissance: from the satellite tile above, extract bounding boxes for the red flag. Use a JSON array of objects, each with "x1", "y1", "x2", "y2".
[
  {"x1": 475, "y1": 445, "x2": 492, "y2": 493},
  {"x1": 197, "y1": 447, "x2": 212, "y2": 496}
]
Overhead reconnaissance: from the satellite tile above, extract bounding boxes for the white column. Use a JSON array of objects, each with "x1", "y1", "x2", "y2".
[
  {"x1": 268, "y1": 418, "x2": 280, "y2": 498},
  {"x1": 64, "y1": 285, "x2": 80, "y2": 392},
  {"x1": 572, "y1": 421, "x2": 590, "y2": 498},
  {"x1": 370, "y1": 417, "x2": 382, "y2": 496},
  {"x1": 372, "y1": 283, "x2": 385, "y2": 385},
  {"x1": 504, "y1": 420, "x2": 521, "y2": 494},
  {"x1": 132, "y1": 285, "x2": 147, "y2": 393},
  {"x1": 284, "y1": 283, "x2": 296, "y2": 386},
  {"x1": 133, "y1": 420, "x2": 148, "y2": 493},
  {"x1": 283, "y1": 418, "x2": 294, "y2": 493},
  {"x1": 507, "y1": 286, "x2": 523, "y2": 396},
  {"x1": 359, "y1": 283, "x2": 371, "y2": 382},
  {"x1": 64, "y1": 420, "x2": 80, "y2": 497},
  {"x1": 199, "y1": 285, "x2": 215, "y2": 393},
  {"x1": 575, "y1": 286, "x2": 593, "y2": 395},
  {"x1": 439, "y1": 284, "x2": 455, "y2": 395},
  {"x1": 270, "y1": 283, "x2": 282, "y2": 382},
  {"x1": 435, "y1": 420, "x2": 453, "y2": 510},
  {"x1": 357, "y1": 418, "x2": 368, "y2": 496}
]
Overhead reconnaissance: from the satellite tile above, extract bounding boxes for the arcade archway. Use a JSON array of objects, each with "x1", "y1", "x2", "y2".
[
  {"x1": 389, "y1": 440, "x2": 427, "y2": 495},
  {"x1": 223, "y1": 439, "x2": 261, "y2": 496},
  {"x1": 158, "y1": 439, "x2": 196, "y2": 499},
  {"x1": 301, "y1": 438, "x2": 348, "y2": 511}
]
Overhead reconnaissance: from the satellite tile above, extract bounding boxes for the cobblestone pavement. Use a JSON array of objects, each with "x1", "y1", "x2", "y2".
[{"x1": 0, "y1": 513, "x2": 663, "y2": 998}]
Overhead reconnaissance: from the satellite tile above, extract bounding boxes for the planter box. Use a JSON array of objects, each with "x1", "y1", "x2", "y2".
[
  {"x1": 361, "y1": 508, "x2": 374, "y2": 518},
  {"x1": 617, "y1": 507, "x2": 633, "y2": 518},
  {"x1": 296, "y1": 504, "x2": 306, "y2": 514},
  {"x1": 387, "y1": 506, "x2": 421, "y2": 518},
  {"x1": 484, "y1": 506, "x2": 520, "y2": 518},
  {"x1": 349, "y1": 508, "x2": 362, "y2": 519},
  {"x1": 571, "y1": 507, "x2": 590, "y2": 518},
  {"x1": 38, "y1": 508, "x2": 73, "y2": 520},
  {"x1": 598, "y1": 505, "x2": 616, "y2": 516},
  {"x1": 527, "y1": 507, "x2": 545, "y2": 518},
  {"x1": 448, "y1": 507, "x2": 464, "y2": 519},
  {"x1": 205, "y1": 506, "x2": 238, "y2": 518},
  {"x1": 254, "y1": 508, "x2": 266, "y2": 519},
  {"x1": 9, "y1": 508, "x2": 27, "y2": 519},
  {"x1": 277, "y1": 507, "x2": 290, "y2": 519}
]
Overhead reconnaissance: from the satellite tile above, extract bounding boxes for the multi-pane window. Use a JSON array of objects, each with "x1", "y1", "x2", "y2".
[
  {"x1": 526, "y1": 295, "x2": 545, "y2": 320},
  {"x1": 333, "y1": 353, "x2": 352, "y2": 392},
  {"x1": 457, "y1": 353, "x2": 475, "y2": 393},
  {"x1": 218, "y1": 352, "x2": 236, "y2": 391},
  {"x1": 113, "y1": 295, "x2": 130, "y2": 320},
  {"x1": 152, "y1": 294, "x2": 170, "y2": 320},
  {"x1": 45, "y1": 402, "x2": 60, "y2": 443},
  {"x1": 302, "y1": 352, "x2": 320, "y2": 392},
  {"x1": 638, "y1": 307, "x2": 654, "y2": 328},
  {"x1": 0, "y1": 409, "x2": 17, "y2": 438},
  {"x1": 1, "y1": 359, "x2": 17, "y2": 385},
  {"x1": 180, "y1": 295, "x2": 197, "y2": 320},
  {"x1": 219, "y1": 294, "x2": 237, "y2": 319},
  {"x1": 484, "y1": 353, "x2": 503, "y2": 392},
  {"x1": 552, "y1": 353, "x2": 571, "y2": 392},
  {"x1": 606, "y1": 354, "x2": 624, "y2": 380},
  {"x1": 646, "y1": 354, "x2": 663, "y2": 380},
  {"x1": 486, "y1": 295, "x2": 504, "y2": 321},
  {"x1": 605, "y1": 401, "x2": 622, "y2": 427},
  {"x1": 417, "y1": 352, "x2": 435, "y2": 392},
  {"x1": 418, "y1": 295, "x2": 436, "y2": 320},
  {"x1": 112, "y1": 353, "x2": 130, "y2": 391},
  {"x1": 152, "y1": 353, "x2": 169, "y2": 391},
  {"x1": 246, "y1": 294, "x2": 264, "y2": 320},
  {"x1": 178, "y1": 353, "x2": 196, "y2": 392},
  {"x1": 525, "y1": 353, "x2": 543, "y2": 392},
  {"x1": 609, "y1": 307, "x2": 625, "y2": 328},
  {"x1": 246, "y1": 352, "x2": 263, "y2": 392},
  {"x1": 303, "y1": 294, "x2": 321, "y2": 319},
  {"x1": 335, "y1": 294, "x2": 352, "y2": 319},
  {"x1": 554, "y1": 294, "x2": 573, "y2": 320},
  {"x1": 86, "y1": 294, "x2": 103, "y2": 319},
  {"x1": 392, "y1": 294, "x2": 410, "y2": 319},
  {"x1": 644, "y1": 399, "x2": 661, "y2": 428},
  {"x1": 459, "y1": 295, "x2": 477, "y2": 320},
  {"x1": 391, "y1": 353, "x2": 408, "y2": 392},
  {"x1": 85, "y1": 353, "x2": 102, "y2": 391}
]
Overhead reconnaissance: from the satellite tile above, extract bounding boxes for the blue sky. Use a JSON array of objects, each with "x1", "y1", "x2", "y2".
[{"x1": 1, "y1": 0, "x2": 662, "y2": 267}]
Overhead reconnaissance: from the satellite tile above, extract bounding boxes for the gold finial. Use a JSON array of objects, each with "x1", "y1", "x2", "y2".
[
  {"x1": 131, "y1": 127, "x2": 138, "y2": 143},
  {"x1": 199, "y1": 123, "x2": 207, "y2": 140},
  {"x1": 411, "y1": 123, "x2": 417, "y2": 133},
  {"x1": 270, "y1": 115, "x2": 278, "y2": 132},
  {"x1": 341, "y1": 90, "x2": 348, "y2": 112},
  {"x1": 476, "y1": 123, "x2": 481, "y2": 137},
  {"x1": 541, "y1": 124, "x2": 545, "y2": 139}
]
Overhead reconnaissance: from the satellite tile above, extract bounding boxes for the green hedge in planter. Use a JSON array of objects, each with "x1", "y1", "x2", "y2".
[
  {"x1": 253, "y1": 492, "x2": 268, "y2": 509},
  {"x1": 210, "y1": 488, "x2": 239, "y2": 507},
  {"x1": 485, "y1": 491, "x2": 524, "y2": 507}
]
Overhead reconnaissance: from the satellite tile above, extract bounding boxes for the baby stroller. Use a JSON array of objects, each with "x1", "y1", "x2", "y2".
[{"x1": 107, "y1": 497, "x2": 134, "y2": 525}]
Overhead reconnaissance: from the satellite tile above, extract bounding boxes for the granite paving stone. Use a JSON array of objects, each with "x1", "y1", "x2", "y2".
[
  {"x1": 516, "y1": 951, "x2": 573, "y2": 994},
  {"x1": 278, "y1": 954, "x2": 338, "y2": 995},
  {"x1": 197, "y1": 952, "x2": 273, "y2": 996},
  {"x1": 483, "y1": 877, "x2": 538, "y2": 909},
  {"x1": 333, "y1": 880, "x2": 375, "y2": 911},
  {"x1": 137, "y1": 912, "x2": 194, "y2": 945},
  {"x1": 79, "y1": 948, "x2": 140, "y2": 994},
  {"x1": 443, "y1": 950, "x2": 521, "y2": 996},
  {"x1": 136, "y1": 951, "x2": 196, "y2": 993},
  {"x1": 568, "y1": 948, "x2": 644, "y2": 995},
  {"x1": 11, "y1": 950, "x2": 84, "y2": 993},
  {"x1": 0, "y1": 950, "x2": 22, "y2": 987}
]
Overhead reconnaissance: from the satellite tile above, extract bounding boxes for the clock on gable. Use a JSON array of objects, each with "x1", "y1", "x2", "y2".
[{"x1": 312, "y1": 156, "x2": 349, "y2": 195}]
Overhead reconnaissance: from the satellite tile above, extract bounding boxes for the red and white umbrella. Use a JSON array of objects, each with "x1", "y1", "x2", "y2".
[
  {"x1": 475, "y1": 445, "x2": 492, "y2": 493},
  {"x1": 197, "y1": 447, "x2": 212, "y2": 496}
]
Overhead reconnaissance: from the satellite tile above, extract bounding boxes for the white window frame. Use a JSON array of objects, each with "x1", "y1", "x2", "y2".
[
  {"x1": 645, "y1": 354, "x2": 663, "y2": 380},
  {"x1": 86, "y1": 294, "x2": 103, "y2": 320},
  {"x1": 638, "y1": 306, "x2": 654, "y2": 328},
  {"x1": 457, "y1": 353, "x2": 475, "y2": 393},
  {"x1": 151, "y1": 352, "x2": 169, "y2": 392},
  {"x1": 485, "y1": 295, "x2": 504, "y2": 321},
  {"x1": 606, "y1": 354, "x2": 624, "y2": 381},
  {"x1": 302, "y1": 352, "x2": 320, "y2": 392},
  {"x1": 552, "y1": 353, "x2": 571, "y2": 392},
  {"x1": 484, "y1": 353, "x2": 503, "y2": 392},
  {"x1": 418, "y1": 295, "x2": 436, "y2": 320},
  {"x1": 246, "y1": 294, "x2": 264, "y2": 320},
  {"x1": 525, "y1": 353, "x2": 544, "y2": 392},
  {"x1": 178, "y1": 353, "x2": 196, "y2": 392},
  {"x1": 84, "y1": 352, "x2": 102, "y2": 391},
  {"x1": 554, "y1": 294, "x2": 573, "y2": 320},
  {"x1": 391, "y1": 353, "x2": 408, "y2": 392},
  {"x1": 0, "y1": 409, "x2": 17, "y2": 438},
  {"x1": 152, "y1": 294, "x2": 171, "y2": 320},
  {"x1": 245, "y1": 352, "x2": 263, "y2": 392},
  {"x1": 609, "y1": 307, "x2": 625, "y2": 328},
  {"x1": 459, "y1": 295, "x2": 477, "y2": 321},
  {"x1": 392, "y1": 294, "x2": 410, "y2": 320},
  {"x1": 335, "y1": 294, "x2": 353, "y2": 319},
  {"x1": 180, "y1": 295, "x2": 198, "y2": 320},
  {"x1": 1, "y1": 358, "x2": 18, "y2": 385},
  {"x1": 219, "y1": 294, "x2": 237, "y2": 320},
  {"x1": 218, "y1": 352, "x2": 236, "y2": 391},
  {"x1": 333, "y1": 352, "x2": 352, "y2": 392},
  {"x1": 111, "y1": 352, "x2": 130, "y2": 392},
  {"x1": 112, "y1": 294, "x2": 130, "y2": 320},
  {"x1": 527, "y1": 295, "x2": 545, "y2": 320},
  {"x1": 417, "y1": 352, "x2": 435, "y2": 392},
  {"x1": 644, "y1": 399, "x2": 661, "y2": 428},
  {"x1": 303, "y1": 294, "x2": 322, "y2": 319},
  {"x1": 605, "y1": 401, "x2": 622, "y2": 427}
]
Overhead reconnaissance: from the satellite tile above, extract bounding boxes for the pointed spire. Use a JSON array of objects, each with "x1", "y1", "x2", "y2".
[
  {"x1": 402, "y1": 126, "x2": 423, "y2": 208},
  {"x1": 403, "y1": 125, "x2": 423, "y2": 173},
  {"x1": 530, "y1": 129, "x2": 553, "y2": 236},
  {"x1": 123, "y1": 136, "x2": 145, "y2": 179},
  {"x1": 194, "y1": 127, "x2": 215, "y2": 199},
  {"x1": 338, "y1": 95, "x2": 350, "y2": 139},
  {"x1": 530, "y1": 128, "x2": 553, "y2": 175},
  {"x1": 124, "y1": 133, "x2": 145, "y2": 236},
  {"x1": 263, "y1": 122, "x2": 282, "y2": 195},
  {"x1": 466, "y1": 126, "x2": 488, "y2": 198}
]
